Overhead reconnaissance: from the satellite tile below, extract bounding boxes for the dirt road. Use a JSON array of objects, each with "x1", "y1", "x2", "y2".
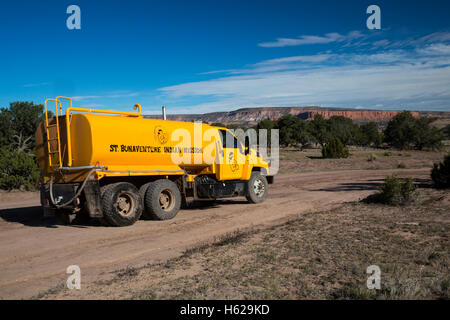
[{"x1": 0, "y1": 168, "x2": 431, "y2": 299}]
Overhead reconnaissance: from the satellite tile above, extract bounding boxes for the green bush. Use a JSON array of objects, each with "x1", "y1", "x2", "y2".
[
  {"x1": 397, "y1": 162, "x2": 406, "y2": 169},
  {"x1": 367, "y1": 153, "x2": 377, "y2": 162},
  {"x1": 431, "y1": 153, "x2": 450, "y2": 189},
  {"x1": 276, "y1": 115, "x2": 313, "y2": 147},
  {"x1": 376, "y1": 175, "x2": 416, "y2": 205},
  {"x1": 0, "y1": 147, "x2": 40, "y2": 191},
  {"x1": 384, "y1": 111, "x2": 444, "y2": 150},
  {"x1": 359, "y1": 122, "x2": 383, "y2": 147},
  {"x1": 443, "y1": 124, "x2": 450, "y2": 140},
  {"x1": 322, "y1": 138, "x2": 349, "y2": 159},
  {"x1": 384, "y1": 151, "x2": 392, "y2": 157}
]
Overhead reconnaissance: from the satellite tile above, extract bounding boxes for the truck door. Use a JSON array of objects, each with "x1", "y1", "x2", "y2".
[{"x1": 216, "y1": 129, "x2": 244, "y2": 180}]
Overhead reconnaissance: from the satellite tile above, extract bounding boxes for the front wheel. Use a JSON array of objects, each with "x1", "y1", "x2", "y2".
[{"x1": 246, "y1": 172, "x2": 268, "y2": 204}]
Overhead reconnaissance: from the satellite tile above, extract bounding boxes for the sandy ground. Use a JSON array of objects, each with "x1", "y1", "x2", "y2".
[{"x1": 0, "y1": 168, "x2": 431, "y2": 299}]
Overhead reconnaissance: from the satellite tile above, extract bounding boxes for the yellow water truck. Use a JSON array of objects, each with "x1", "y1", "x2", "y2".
[{"x1": 35, "y1": 97, "x2": 274, "y2": 226}]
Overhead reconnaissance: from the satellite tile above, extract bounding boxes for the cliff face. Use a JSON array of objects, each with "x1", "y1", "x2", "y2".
[
  {"x1": 145, "y1": 106, "x2": 440, "y2": 125},
  {"x1": 297, "y1": 110, "x2": 420, "y2": 121}
]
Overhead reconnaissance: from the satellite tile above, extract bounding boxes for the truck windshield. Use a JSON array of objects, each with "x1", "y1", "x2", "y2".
[{"x1": 219, "y1": 129, "x2": 244, "y2": 153}]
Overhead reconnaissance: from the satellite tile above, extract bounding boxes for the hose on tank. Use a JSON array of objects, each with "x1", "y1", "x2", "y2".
[{"x1": 49, "y1": 168, "x2": 97, "y2": 209}]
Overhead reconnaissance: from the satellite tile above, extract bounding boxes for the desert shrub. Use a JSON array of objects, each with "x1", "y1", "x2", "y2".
[
  {"x1": 0, "y1": 147, "x2": 40, "y2": 190},
  {"x1": 384, "y1": 112, "x2": 417, "y2": 149},
  {"x1": 384, "y1": 151, "x2": 392, "y2": 157},
  {"x1": 210, "y1": 122, "x2": 225, "y2": 127},
  {"x1": 359, "y1": 122, "x2": 383, "y2": 147},
  {"x1": 397, "y1": 162, "x2": 406, "y2": 169},
  {"x1": 413, "y1": 117, "x2": 444, "y2": 151},
  {"x1": 376, "y1": 175, "x2": 416, "y2": 205},
  {"x1": 384, "y1": 112, "x2": 444, "y2": 150},
  {"x1": 322, "y1": 138, "x2": 349, "y2": 159},
  {"x1": 443, "y1": 124, "x2": 450, "y2": 140},
  {"x1": 327, "y1": 116, "x2": 360, "y2": 146},
  {"x1": 275, "y1": 115, "x2": 313, "y2": 147},
  {"x1": 367, "y1": 154, "x2": 377, "y2": 162},
  {"x1": 309, "y1": 114, "x2": 330, "y2": 147},
  {"x1": 431, "y1": 153, "x2": 450, "y2": 189}
]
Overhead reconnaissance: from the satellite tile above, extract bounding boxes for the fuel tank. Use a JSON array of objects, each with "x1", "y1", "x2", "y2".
[{"x1": 35, "y1": 113, "x2": 219, "y2": 176}]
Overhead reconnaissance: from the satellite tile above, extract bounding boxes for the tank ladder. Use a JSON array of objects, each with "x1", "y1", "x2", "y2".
[{"x1": 44, "y1": 97, "x2": 72, "y2": 168}]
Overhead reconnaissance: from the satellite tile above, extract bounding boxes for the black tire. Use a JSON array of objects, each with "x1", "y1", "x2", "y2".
[
  {"x1": 246, "y1": 171, "x2": 268, "y2": 204},
  {"x1": 139, "y1": 182, "x2": 154, "y2": 220},
  {"x1": 101, "y1": 182, "x2": 143, "y2": 227},
  {"x1": 99, "y1": 185, "x2": 113, "y2": 226},
  {"x1": 144, "y1": 179, "x2": 181, "y2": 220}
]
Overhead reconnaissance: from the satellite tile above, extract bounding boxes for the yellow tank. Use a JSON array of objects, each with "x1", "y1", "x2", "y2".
[{"x1": 35, "y1": 99, "x2": 269, "y2": 183}]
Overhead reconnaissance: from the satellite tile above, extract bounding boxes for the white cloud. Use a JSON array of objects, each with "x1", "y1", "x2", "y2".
[
  {"x1": 418, "y1": 32, "x2": 450, "y2": 43},
  {"x1": 72, "y1": 95, "x2": 101, "y2": 101},
  {"x1": 199, "y1": 69, "x2": 235, "y2": 75},
  {"x1": 72, "y1": 92, "x2": 139, "y2": 101},
  {"x1": 258, "y1": 31, "x2": 364, "y2": 48},
  {"x1": 200, "y1": 54, "x2": 336, "y2": 76},
  {"x1": 81, "y1": 104, "x2": 105, "y2": 108},
  {"x1": 380, "y1": 32, "x2": 450, "y2": 50},
  {"x1": 255, "y1": 54, "x2": 335, "y2": 65},
  {"x1": 348, "y1": 51, "x2": 407, "y2": 64},
  {"x1": 159, "y1": 47, "x2": 450, "y2": 112},
  {"x1": 372, "y1": 39, "x2": 390, "y2": 47},
  {"x1": 416, "y1": 43, "x2": 450, "y2": 56}
]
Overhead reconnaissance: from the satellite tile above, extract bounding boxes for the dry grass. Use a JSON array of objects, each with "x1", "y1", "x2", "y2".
[
  {"x1": 43, "y1": 187, "x2": 450, "y2": 300},
  {"x1": 278, "y1": 147, "x2": 449, "y2": 175}
]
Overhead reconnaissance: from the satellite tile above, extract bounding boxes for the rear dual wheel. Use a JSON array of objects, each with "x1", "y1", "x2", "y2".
[
  {"x1": 142, "y1": 179, "x2": 181, "y2": 220},
  {"x1": 101, "y1": 182, "x2": 143, "y2": 227}
]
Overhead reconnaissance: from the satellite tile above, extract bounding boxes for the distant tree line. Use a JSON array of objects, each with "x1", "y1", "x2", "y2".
[{"x1": 256, "y1": 111, "x2": 447, "y2": 157}]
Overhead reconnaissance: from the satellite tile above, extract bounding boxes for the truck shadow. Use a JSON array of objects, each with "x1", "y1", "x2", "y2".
[
  {"x1": 0, "y1": 206, "x2": 59, "y2": 228},
  {"x1": 0, "y1": 199, "x2": 251, "y2": 228},
  {"x1": 182, "y1": 199, "x2": 249, "y2": 211},
  {"x1": 311, "y1": 177, "x2": 432, "y2": 192},
  {"x1": 0, "y1": 206, "x2": 100, "y2": 228},
  {"x1": 310, "y1": 179, "x2": 384, "y2": 192}
]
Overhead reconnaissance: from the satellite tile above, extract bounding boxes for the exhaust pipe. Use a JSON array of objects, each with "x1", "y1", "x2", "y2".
[{"x1": 162, "y1": 106, "x2": 166, "y2": 120}]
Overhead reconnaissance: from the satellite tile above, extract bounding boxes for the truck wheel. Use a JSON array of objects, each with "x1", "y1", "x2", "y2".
[
  {"x1": 99, "y1": 185, "x2": 113, "y2": 226},
  {"x1": 144, "y1": 179, "x2": 181, "y2": 220},
  {"x1": 101, "y1": 182, "x2": 143, "y2": 227},
  {"x1": 246, "y1": 172, "x2": 268, "y2": 204},
  {"x1": 139, "y1": 182, "x2": 154, "y2": 220}
]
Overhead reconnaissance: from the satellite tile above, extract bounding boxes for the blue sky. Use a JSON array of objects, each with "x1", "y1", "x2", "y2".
[{"x1": 1, "y1": 0, "x2": 450, "y2": 114}]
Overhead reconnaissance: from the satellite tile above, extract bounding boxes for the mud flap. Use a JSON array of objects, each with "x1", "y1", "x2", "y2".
[
  {"x1": 43, "y1": 206, "x2": 57, "y2": 217},
  {"x1": 83, "y1": 182, "x2": 103, "y2": 218}
]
